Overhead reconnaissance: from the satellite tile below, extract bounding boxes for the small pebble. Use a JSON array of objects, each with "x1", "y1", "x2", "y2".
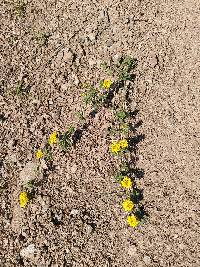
[
  {"x1": 70, "y1": 209, "x2": 79, "y2": 216},
  {"x1": 71, "y1": 164, "x2": 77, "y2": 173},
  {"x1": 143, "y1": 255, "x2": 151, "y2": 265},
  {"x1": 127, "y1": 245, "x2": 137, "y2": 256},
  {"x1": 20, "y1": 244, "x2": 37, "y2": 260},
  {"x1": 88, "y1": 33, "x2": 96, "y2": 41},
  {"x1": 85, "y1": 224, "x2": 93, "y2": 234},
  {"x1": 63, "y1": 49, "x2": 74, "y2": 62}
]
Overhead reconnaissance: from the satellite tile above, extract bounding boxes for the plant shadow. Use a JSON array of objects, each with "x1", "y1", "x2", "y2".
[
  {"x1": 135, "y1": 205, "x2": 149, "y2": 222},
  {"x1": 0, "y1": 114, "x2": 6, "y2": 122},
  {"x1": 130, "y1": 188, "x2": 144, "y2": 204},
  {"x1": 129, "y1": 134, "x2": 145, "y2": 147},
  {"x1": 72, "y1": 123, "x2": 89, "y2": 146}
]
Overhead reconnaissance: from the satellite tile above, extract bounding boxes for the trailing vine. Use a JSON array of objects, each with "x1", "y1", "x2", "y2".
[{"x1": 19, "y1": 56, "x2": 147, "y2": 228}]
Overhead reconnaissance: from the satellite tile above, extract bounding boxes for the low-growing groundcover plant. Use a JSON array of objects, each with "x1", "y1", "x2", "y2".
[
  {"x1": 14, "y1": 0, "x2": 26, "y2": 17},
  {"x1": 81, "y1": 56, "x2": 147, "y2": 227},
  {"x1": 19, "y1": 56, "x2": 147, "y2": 228}
]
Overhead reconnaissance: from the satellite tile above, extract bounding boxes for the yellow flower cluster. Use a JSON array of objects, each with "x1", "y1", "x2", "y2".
[
  {"x1": 121, "y1": 178, "x2": 139, "y2": 227},
  {"x1": 121, "y1": 176, "x2": 132, "y2": 189},
  {"x1": 48, "y1": 131, "x2": 59, "y2": 145},
  {"x1": 19, "y1": 192, "x2": 29, "y2": 208},
  {"x1": 36, "y1": 149, "x2": 44, "y2": 160},
  {"x1": 103, "y1": 79, "x2": 112, "y2": 89},
  {"x1": 81, "y1": 83, "x2": 89, "y2": 88},
  {"x1": 110, "y1": 141, "x2": 121, "y2": 153},
  {"x1": 109, "y1": 135, "x2": 139, "y2": 227},
  {"x1": 36, "y1": 131, "x2": 59, "y2": 161},
  {"x1": 110, "y1": 139, "x2": 128, "y2": 154},
  {"x1": 127, "y1": 215, "x2": 139, "y2": 228},
  {"x1": 122, "y1": 199, "x2": 134, "y2": 212}
]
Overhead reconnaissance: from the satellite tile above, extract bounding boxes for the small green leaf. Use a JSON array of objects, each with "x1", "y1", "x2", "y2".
[
  {"x1": 15, "y1": 0, "x2": 26, "y2": 17},
  {"x1": 115, "y1": 110, "x2": 128, "y2": 121},
  {"x1": 23, "y1": 180, "x2": 35, "y2": 190},
  {"x1": 16, "y1": 80, "x2": 25, "y2": 95},
  {"x1": 115, "y1": 174, "x2": 124, "y2": 182},
  {"x1": 44, "y1": 145, "x2": 53, "y2": 161},
  {"x1": 99, "y1": 80, "x2": 104, "y2": 88},
  {"x1": 75, "y1": 111, "x2": 85, "y2": 121}
]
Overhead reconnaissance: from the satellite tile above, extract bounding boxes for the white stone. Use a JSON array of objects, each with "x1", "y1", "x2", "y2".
[
  {"x1": 88, "y1": 33, "x2": 96, "y2": 41},
  {"x1": 19, "y1": 162, "x2": 38, "y2": 185},
  {"x1": 40, "y1": 159, "x2": 48, "y2": 170},
  {"x1": 63, "y1": 49, "x2": 74, "y2": 62},
  {"x1": 48, "y1": 99, "x2": 53, "y2": 105},
  {"x1": 74, "y1": 77, "x2": 80, "y2": 86},
  {"x1": 85, "y1": 224, "x2": 93, "y2": 234},
  {"x1": 70, "y1": 209, "x2": 79, "y2": 216},
  {"x1": 71, "y1": 164, "x2": 77, "y2": 174},
  {"x1": 20, "y1": 244, "x2": 37, "y2": 260},
  {"x1": 127, "y1": 245, "x2": 137, "y2": 256},
  {"x1": 143, "y1": 255, "x2": 151, "y2": 265},
  {"x1": 99, "y1": 10, "x2": 105, "y2": 20},
  {"x1": 88, "y1": 58, "x2": 96, "y2": 66}
]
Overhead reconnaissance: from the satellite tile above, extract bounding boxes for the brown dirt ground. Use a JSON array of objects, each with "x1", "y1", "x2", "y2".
[{"x1": 0, "y1": 0, "x2": 200, "y2": 266}]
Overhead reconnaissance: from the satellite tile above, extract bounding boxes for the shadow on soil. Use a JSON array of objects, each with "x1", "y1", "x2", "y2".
[{"x1": 127, "y1": 118, "x2": 148, "y2": 222}]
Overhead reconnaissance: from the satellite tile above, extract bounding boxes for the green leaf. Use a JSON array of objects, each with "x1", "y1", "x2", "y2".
[
  {"x1": 115, "y1": 174, "x2": 124, "y2": 182},
  {"x1": 99, "y1": 80, "x2": 104, "y2": 88},
  {"x1": 23, "y1": 180, "x2": 35, "y2": 189},
  {"x1": 75, "y1": 111, "x2": 85, "y2": 121},
  {"x1": 120, "y1": 162, "x2": 129, "y2": 172},
  {"x1": 116, "y1": 110, "x2": 127, "y2": 121},
  {"x1": 67, "y1": 125, "x2": 75, "y2": 136},
  {"x1": 16, "y1": 80, "x2": 25, "y2": 95}
]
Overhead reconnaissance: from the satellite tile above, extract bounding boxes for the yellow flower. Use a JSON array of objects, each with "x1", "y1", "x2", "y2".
[
  {"x1": 127, "y1": 215, "x2": 139, "y2": 227},
  {"x1": 121, "y1": 176, "x2": 133, "y2": 189},
  {"x1": 19, "y1": 192, "x2": 29, "y2": 208},
  {"x1": 49, "y1": 131, "x2": 58, "y2": 145},
  {"x1": 80, "y1": 92, "x2": 86, "y2": 97},
  {"x1": 120, "y1": 123, "x2": 129, "y2": 131},
  {"x1": 36, "y1": 149, "x2": 44, "y2": 160},
  {"x1": 119, "y1": 139, "x2": 128, "y2": 149},
  {"x1": 81, "y1": 83, "x2": 89, "y2": 88},
  {"x1": 122, "y1": 199, "x2": 134, "y2": 212},
  {"x1": 110, "y1": 141, "x2": 121, "y2": 154},
  {"x1": 103, "y1": 79, "x2": 112, "y2": 89}
]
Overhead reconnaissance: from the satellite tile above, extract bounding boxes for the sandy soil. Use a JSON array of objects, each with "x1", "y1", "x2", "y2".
[{"x1": 1, "y1": 0, "x2": 200, "y2": 266}]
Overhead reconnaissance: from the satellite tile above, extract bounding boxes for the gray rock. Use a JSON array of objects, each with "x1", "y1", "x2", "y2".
[
  {"x1": 99, "y1": 10, "x2": 106, "y2": 20},
  {"x1": 88, "y1": 58, "x2": 96, "y2": 66},
  {"x1": 71, "y1": 164, "x2": 77, "y2": 174},
  {"x1": 63, "y1": 49, "x2": 74, "y2": 62},
  {"x1": 20, "y1": 244, "x2": 37, "y2": 260},
  {"x1": 88, "y1": 33, "x2": 96, "y2": 41},
  {"x1": 8, "y1": 154, "x2": 17, "y2": 163},
  {"x1": 19, "y1": 162, "x2": 38, "y2": 186},
  {"x1": 148, "y1": 53, "x2": 158, "y2": 68},
  {"x1": 127, "y1": 245, "x2": 137, "y2": 256},
  {"x1": 85, "y1": 224, "x2": 93, "y2": 234},
  {"x1": 106, "y1": 39, "x2": 114, "y2": 47},
  {"x1": 11, "y1": 203, "x2": 24, "y2": 233},
  {"x1": 56, "y1": 50, "x2": 64, "y2": 63},
  {"x1": 98, "y1": 9, "x2": 109, "y2": 22},
  {"x1": 143, "y1": 255, "x2": 151, "y2": 265},
  {"x1": 70, "y1": 209, "x2": 79, "y2": 216}
]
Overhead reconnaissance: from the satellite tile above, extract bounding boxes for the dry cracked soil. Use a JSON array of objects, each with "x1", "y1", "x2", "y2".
[{"x1": 0, "y1": 0, "x2": 200, "y2": 267}]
